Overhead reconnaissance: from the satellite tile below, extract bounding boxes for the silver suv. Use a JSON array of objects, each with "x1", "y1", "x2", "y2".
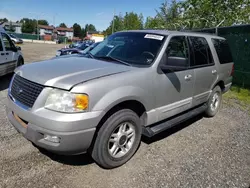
[
  {"x1": 7, "y1": 30, "x2": 234, "y2": 168},
  {"x1": 0, "y1": 26, "x2": 24, "y2": 76}
]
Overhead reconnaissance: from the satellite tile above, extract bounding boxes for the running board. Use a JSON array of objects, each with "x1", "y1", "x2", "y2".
[{"x1": 142, "y1": 104, "x2": 207, "y2": 137}]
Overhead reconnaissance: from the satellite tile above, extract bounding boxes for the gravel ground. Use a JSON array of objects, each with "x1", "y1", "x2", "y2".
[
  {"x1": 0, "y1": 43, "x2": 249, "y2": 188},
  {"x1": 18, "y1": 42, "x2": 66, "y2": 63}
]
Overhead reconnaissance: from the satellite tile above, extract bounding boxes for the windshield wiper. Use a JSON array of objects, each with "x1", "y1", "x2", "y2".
[{"x1": 96, "y1": 56, "x2": 131, "y2": 66}]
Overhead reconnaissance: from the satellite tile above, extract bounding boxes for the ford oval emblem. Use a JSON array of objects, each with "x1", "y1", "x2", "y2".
[{"x1": 16, "y1": 86, "x2": 23, "y2": 95}]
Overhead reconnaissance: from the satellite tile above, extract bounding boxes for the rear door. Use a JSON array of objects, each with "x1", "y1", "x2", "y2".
[
  {"x1": 1, "y1": 32, "x2": 18, "y2": 73},
  {"x1": 211, "y1": 38, "x2": 234, "y2": 87},
  {"x1": 188, "y1": 36, "x2": 217, "y2": 107}
]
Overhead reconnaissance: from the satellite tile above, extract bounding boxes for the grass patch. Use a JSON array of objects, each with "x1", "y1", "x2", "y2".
[{"x1": 224, "y1": 86, "x2": 250, "y2": 111}]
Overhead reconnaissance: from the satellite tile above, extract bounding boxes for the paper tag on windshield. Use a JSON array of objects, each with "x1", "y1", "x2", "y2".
[{"x1": 144, "y1": 34, "x2": 164, "y2": 41}]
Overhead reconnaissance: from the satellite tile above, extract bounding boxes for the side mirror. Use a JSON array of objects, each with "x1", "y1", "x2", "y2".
[{"x1": 160, "y1": 56, "x2": 188, "y2": 72}]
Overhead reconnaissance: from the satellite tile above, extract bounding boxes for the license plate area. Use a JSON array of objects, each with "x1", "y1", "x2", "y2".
[{"x1": 13, "y1": 112, "x2": 28, "y2": 128}]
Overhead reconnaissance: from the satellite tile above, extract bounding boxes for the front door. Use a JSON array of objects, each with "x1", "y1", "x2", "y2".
[
  {"x1": 155, "y1": 36, "x2": 195, "y2": 121},
  {"x1": 0, "y1": 34, "x2": 7, "y2": 75},
  {"x1": 188, "y1": 36, "x2": 217, "y2": 106},
  {"x1": 1, "y1": 32, "x2": 17, "y2": 74}
]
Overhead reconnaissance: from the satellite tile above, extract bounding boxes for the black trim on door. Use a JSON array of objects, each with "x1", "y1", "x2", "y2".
[{"x1": 0, "y1": 60, "x2": 16, "y2": 66}]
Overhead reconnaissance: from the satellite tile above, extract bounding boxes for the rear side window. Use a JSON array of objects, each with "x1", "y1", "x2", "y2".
[
  {"x1": 212, "y1": 39, "x2": 233, "y2": 64},
  {"x1": 189, "y1": 36, "x2": 214, "y2": 67}
]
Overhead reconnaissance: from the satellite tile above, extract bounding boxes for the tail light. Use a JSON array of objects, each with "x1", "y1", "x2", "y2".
[{"x1": 230, "y1": 64, "x2": 234, "y2": 76}]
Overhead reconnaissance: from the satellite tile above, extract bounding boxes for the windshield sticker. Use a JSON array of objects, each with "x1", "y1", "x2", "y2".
[{"x1": 144, "y1": 34, "x2": 164, "y2": 41}]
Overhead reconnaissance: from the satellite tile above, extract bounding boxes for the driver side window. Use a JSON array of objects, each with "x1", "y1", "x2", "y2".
[
  {"x1": 166, "y1": 36, "x2": 189, "y2": 66},
  {"x1": 1, "y1": 33, "x2": 15, "y2": 51}
]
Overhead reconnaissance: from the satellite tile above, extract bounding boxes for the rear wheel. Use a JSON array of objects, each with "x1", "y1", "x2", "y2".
[
  {"x1": 91, "y1": 109, "x2": 141, "y2": 169},
  {"x1": 205, "y1": 86, "x2": 222, "y2": 117}
]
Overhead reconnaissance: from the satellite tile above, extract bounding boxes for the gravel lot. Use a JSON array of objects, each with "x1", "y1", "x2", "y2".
[
  {"x1": 0, "y1": 43, "x2": 249, "y2": 188},
  {"x1": 19, "y1": 42, "x2": 66, "y2": 63}
]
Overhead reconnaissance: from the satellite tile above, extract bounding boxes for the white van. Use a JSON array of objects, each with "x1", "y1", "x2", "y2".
[{"x1": 0, "y1": 26, "x2": 24, "y2": 76}]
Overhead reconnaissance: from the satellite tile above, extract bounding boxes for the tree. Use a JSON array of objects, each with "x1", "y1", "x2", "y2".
[
  {"x1": 59, "y1": 23, "x2": 67, "y2": 28},
  {"x1": 81, "y1": 27, "x2": 86, "y2": 38},
  {"x1": 88, "y1": 24, "x2": 96, "y2": 31},
  {"x1": 20, "y1": 18, "x2": 36, "y2": 33},
  {"x1": 179, "y1": 0, "x2": 250, "y2": 29},
  {"x1": 144, "y1": 16, "x2": 164, "y2": 29},
  {"x1": 73, "y1": 23, "x2": 82, "y2": 37},
  {"x1": 123, "y1": 12, "x2": 144, "y2": 30},
  {"x1": 0, "y1": 18, "x2": 8, "y2": 23},
  {"x1": 104, "y1": 14, "x2": 124, "y2": 36},
  {"x1": 38, "y1": 20, "x2": 49, "y2": 26},
  {"x1": 155, "y1": 0, "x2": 183, "y2": 30}
]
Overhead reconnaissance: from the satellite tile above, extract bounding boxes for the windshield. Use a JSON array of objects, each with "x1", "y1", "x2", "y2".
[
  {"x1": 82, "y1": 42, "x2": 99, "y2": 54},
  {"x1": 10, "y1": 34, "x2": 16, "y2": 38},
  {"x1": 90, "y1": 32, "x2": 165, "y2": 66}
]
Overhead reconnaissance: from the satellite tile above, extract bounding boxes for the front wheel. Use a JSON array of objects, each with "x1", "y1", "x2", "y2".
[
  {"x1": 205, "y1": 86, "x2": 222, "y2": 117},
  {"x1": 17, "y1": 57, "x2": 24, "y2": 67},
  {"x1": 91, "y1": 109, "x2": 142, "y2": 169}
]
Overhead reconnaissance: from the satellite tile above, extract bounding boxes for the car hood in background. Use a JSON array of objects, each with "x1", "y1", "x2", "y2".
[
  {"x1": 15, "y1": 57, "x2": 134, "y2": 90},
  {"x1": 58, "y1": 48, "x2": 79, "y2": 52}
]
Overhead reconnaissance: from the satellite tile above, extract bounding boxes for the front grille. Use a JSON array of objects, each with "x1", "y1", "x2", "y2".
[{"x1": 10, "y1": 74, "x2": 44, "y2": 108}]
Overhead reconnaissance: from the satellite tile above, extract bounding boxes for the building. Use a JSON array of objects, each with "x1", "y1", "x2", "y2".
[
  {"x1": 55, "y1": 27, "x2": 74, "y2": 40},
  {"x1": 1, "y1": 22, "x2": 22, "y2": 33},
  {"x1": 86, "y1": 31, "x2": 104, "y2": 42},
  {"x1": 38, "y1": 25, "x2": 54, "y2": 35}
]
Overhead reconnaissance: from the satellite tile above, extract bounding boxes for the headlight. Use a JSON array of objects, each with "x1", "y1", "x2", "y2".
[{"x1": 45, "y1": 89, "x2": 89, "y2": 112}]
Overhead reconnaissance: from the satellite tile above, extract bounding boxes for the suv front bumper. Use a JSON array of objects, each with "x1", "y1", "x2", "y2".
[{"x1": 7, "y1": 95, "x2": 103, "y2": 155}]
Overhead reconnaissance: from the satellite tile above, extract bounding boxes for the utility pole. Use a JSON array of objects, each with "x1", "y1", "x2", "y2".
[
  {"x1": 37, "y1": 16, "x2": 39, "y2": 40},
  {"x1": 112, "y1": 9, "x2": 116, "y2": 34}
]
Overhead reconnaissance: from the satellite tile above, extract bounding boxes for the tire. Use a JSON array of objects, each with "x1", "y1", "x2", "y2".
[
  {"x1": 205, "y1": 86, "x2": 222, "y2": 117},
  {"x1": 91, "y1": 109, "x2": 142, "y2": 169},
  {"x1": 17, "y1": 57, "x2": 24, "y2": 67}
]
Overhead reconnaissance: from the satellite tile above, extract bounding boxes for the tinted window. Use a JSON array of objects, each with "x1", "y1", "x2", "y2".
[
  {"x1": 212, "y1": 39, "x2": 233, "y2": 64},
  {"x1": 189, "y1": 37, "x2": 213, "y2": 66},
  {"x1": 167, "y1": 36, "x2": 188, "y2": 58},
  {"x1": 165, "y1": 36, "x2": 189, "y2": 66}
]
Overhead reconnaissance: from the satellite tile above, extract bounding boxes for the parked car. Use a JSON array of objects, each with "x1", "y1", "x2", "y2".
[
  {"x1": 81, "y1": 42, "x2": 101, "y2": 55},
  {"x1": 56, "y1": 42, "x2": 94, "y2": 56},
  {"x1": 54, "y1": 42, "x2": 101, "y2": 60},
  {"x1": 69, "y1": 41, "x2": 83, "y2": 48},
  {"x1": 0, "y1": 26, "x2": 24, "y2": 76},
  {"x1": 7, "y1": 30, "x2": 234, "y2": 169},
  {"x1": 8, "y1": 33, "x2": 23, "y2": 44}
]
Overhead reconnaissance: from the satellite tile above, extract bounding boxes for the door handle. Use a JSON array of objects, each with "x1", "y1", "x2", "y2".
[
  {"x1": 0, "y1": 53, "x2": 4, "y2": 56},
  {"x1": 212, "y1": 70, "x2": 217, "y2": 74},
  {"x1": 184, "y1": 74, "x2": 192, "y2": 80},
  {"x1": 6, "y1": 53, "x2": 9, "y2": 55}
]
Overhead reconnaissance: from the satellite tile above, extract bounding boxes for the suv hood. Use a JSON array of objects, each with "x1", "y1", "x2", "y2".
[{"x1": 15, "y1": 57, "x2": 133, "y2": 90}]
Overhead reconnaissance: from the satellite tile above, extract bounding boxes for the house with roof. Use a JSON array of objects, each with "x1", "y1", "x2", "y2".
[
  {"x1": 55, "y1": 27, "x2": 74, "y2": 40},
  {"x1": 1, "y1": 21, "x2": 22, "y2": 33},
  {"x1": 38, "y1": 25, "x2": 54, "y2": 35}
]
